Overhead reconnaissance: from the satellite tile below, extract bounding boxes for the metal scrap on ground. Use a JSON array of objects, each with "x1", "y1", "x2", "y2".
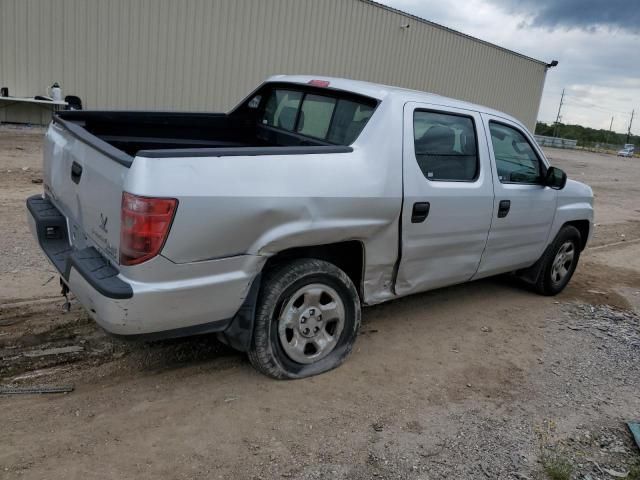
[
  {"x1": 23, "y1": 346, "x2": 84, "y2": 357},
  {"x1": 0, "y1": 385, "x2": 74, "y2": 395},
  {"x1": 628, "y1": 421, "x2": 640, "y2": 450}
]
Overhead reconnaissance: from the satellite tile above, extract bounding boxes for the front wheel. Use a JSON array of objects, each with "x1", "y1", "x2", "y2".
[
  {"x1": 248, "y1": 259, "x2": 361, "y2": 379},
  {"x1": 535, "y1": 225, "x2": 582, "y2": 296}
]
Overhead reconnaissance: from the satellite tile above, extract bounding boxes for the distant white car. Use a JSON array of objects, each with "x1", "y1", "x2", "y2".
[{"x1": 617, "y1": 148, "x2": 635, "y2": 157}]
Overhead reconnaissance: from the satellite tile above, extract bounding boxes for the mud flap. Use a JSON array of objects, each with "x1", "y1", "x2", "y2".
[
  {"x1": 218, "y1": 273, "x2": 262, "y2": 352},
  {"x1": 515, "y1": 243, "x2": 554, "y2": 285}
]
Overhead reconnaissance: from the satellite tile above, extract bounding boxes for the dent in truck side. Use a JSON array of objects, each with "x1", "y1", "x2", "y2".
[
  {"x1": 395, "y1": 102, "x2": 495, "y2": 296},
  {"x1": 129, "y1": 95, "x2": 405, "y2": 306}
]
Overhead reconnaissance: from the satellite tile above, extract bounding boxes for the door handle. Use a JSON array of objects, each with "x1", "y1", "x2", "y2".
[
  {"x1": 411, "y1": 202, "x2": 430, "y2": 223},
  {"x1": 70, "y1": 161, "x2": 83, "y2": 184},
  {"x1": 497, "y1": 200, "x2": 511, "y2": 218}
]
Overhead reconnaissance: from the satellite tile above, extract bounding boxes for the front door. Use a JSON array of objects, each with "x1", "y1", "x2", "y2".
[
  {"x1": 474, "y1": 115, "x2": 557, "y2": 279},
  {"x1": 394, "y1": 103, "x2": 495, "y2": 296}
]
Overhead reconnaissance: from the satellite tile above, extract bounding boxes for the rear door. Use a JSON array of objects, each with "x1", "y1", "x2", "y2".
[
  {"x1": 43, "y1": 121, "x2": 128, "y2": 265},
  {"x1": 473, "y1": 114, "x2": 557, "y2": 279},
  {"x1": 395, "y1": 103, "x2": 495, "y2": 296}
]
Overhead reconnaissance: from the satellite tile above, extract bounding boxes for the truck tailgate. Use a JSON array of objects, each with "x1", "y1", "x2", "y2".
[{"x1": 44, "y1": 121, "x2": 128, "y2": 265}]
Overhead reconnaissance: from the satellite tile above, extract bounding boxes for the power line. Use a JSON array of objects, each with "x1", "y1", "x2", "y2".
[
  {"x1": 605, "y1": 116, "x2": 614, "y2": 144},
  {"x1": 562, "y1": 98, "x2": 631, "y2": 116},
  {"x1": 553, "y1": 88, "x2": 565, "y2": 138},
  {"x1": 627, "y1": 109, "x2": 635, "y2": 144},
  {"x1": 544, "y1": 88, "x2": 638, "y2": 125},
  {"x1": 541, "y1": 89, "x2": 639, "y2": 135}
]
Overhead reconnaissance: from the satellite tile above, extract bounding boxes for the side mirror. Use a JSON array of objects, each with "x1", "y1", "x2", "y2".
[{"x1": 545, "y1": 166, "x2": 567, "y2": 190}]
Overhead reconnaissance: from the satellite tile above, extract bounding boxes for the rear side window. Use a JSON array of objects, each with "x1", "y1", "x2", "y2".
[
  {"x1": 413, "y1": 110, "x2": 478, "y2": 182},
  {"x1": 328, "y1": 100, "x2": 374, "y2": 144},
  {"x1": 260, "y1": 88, "x2": 375, "y2": 144},
  {"x1": 489, "y1": 122, "x2": 543, "y2": 184}
]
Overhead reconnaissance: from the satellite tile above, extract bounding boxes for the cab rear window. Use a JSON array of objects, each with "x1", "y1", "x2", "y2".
[
  {"x1": 260, "y1": 88, "x2": 375, "y2": 145},
  {"x1": 261, "y1": 90, "x2": 303, "y2": 130}
]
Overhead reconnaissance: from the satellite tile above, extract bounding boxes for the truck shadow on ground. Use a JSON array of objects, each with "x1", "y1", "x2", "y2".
[
  {"x1": 4, "y1": 260, "x2": 631, "y2": 385},
  {"x1": 2, "y1": 274, "x2": 532, "y2": 384},
  {"x1": 133, "y1": 274, "x2": 533, "y2": 365}
]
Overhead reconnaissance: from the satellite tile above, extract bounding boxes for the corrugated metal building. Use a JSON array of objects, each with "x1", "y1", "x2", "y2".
[{"x1": 0, "y1": 0, "x2": 549, "y2": 129}]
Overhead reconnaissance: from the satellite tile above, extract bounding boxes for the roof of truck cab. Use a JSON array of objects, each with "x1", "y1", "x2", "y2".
[{"x1": 267, "y1": 74, "x2": 521, "y2": 125}]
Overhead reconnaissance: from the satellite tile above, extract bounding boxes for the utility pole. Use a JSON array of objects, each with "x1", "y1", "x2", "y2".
[
  {"x1": 553, "y1": 88, "x2": 565, "y2": 138},
  {"x1": 626, "y1": 109, "x2": 635, "y2": 145},
  {"x1": 605, "y1": 116, "x2": 614, "y2": 145}
]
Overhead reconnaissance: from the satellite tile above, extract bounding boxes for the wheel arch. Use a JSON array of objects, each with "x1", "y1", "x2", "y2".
[
  {"x1": 219, "y1": 240, "x2": 365, "y2": 352},
  {"x1": 516, "y1": 221, "x2": 586, "y2": 285},
  {"x1": 563, "y1": 219, "x2": 589, "y2": 251},
  {"x1": 261, "y1": 240, "x2": 365, "y2": 299}
]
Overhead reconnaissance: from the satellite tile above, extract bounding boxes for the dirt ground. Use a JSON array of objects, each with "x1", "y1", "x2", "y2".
[{"x1": 1, "y1": 125, "x2": 639, "y2": 480}]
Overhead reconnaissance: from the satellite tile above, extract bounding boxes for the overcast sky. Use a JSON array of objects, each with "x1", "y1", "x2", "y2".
[{"x1": 378, "y1": 0, "x2": 639, "y2": 135}]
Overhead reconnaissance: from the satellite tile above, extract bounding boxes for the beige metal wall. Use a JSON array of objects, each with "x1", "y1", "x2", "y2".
[{"x1": 0, "y1": 0, "x2": 547, "y2": 129}]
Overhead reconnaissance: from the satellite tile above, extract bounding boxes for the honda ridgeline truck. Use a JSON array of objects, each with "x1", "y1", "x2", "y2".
[{"x1": 27, "y1": 76, "x2": 594, "y2": 379}]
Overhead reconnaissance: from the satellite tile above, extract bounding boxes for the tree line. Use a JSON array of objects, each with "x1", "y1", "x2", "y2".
[{"x1": 535, "y1": 122, "x2": 638, "y2": 147}]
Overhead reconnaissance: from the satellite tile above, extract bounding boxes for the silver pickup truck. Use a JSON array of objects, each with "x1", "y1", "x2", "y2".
[{"x1": 27, "y1": 75, "x2": 593, "y2": 379}]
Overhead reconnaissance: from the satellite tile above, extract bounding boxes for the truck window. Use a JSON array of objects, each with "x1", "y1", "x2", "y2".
[
  {"x1": 489, "y1": 122, "x2": 543, "y2": 184},
  {"x1": 259, "y1": 88, "x2": 375, "y2": 145},
  {"x1": 261, "y1": 90, "x2": 303, "y2": 130},
  {"x1": 328, "y1": 100, "x2": 374, "y2": 145},
  {"x1": 413, "y1": 110, "x2": 478, "y2": 182},
  {"x1": 297, "y1": 94, "x2": 336, "y2": 139}
]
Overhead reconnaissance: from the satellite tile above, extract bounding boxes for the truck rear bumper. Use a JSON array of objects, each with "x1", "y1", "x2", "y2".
[{"x1": 27, "y1": 195, "x2": 264, "y2": 339}]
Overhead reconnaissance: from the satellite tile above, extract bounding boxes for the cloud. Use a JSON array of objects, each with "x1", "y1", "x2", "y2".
[
  {"x1": 378, "y1": 0, "x2": 639, "y2": 134},
  {"x1": 487, "y1": 0, "x2": 640, "y2": 33}
]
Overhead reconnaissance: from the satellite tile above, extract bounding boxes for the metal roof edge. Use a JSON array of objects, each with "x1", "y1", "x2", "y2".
[{"x1": 358, "y1": 0, "x2": 549, "y2": 67}]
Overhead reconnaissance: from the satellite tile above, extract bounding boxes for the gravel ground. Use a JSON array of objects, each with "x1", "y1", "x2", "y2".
[{"x1": 0, "y1": 129, "x2": 639, "y2": 479}]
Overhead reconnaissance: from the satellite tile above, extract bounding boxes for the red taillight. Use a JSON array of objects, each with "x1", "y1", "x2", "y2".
[
  {"x1": 120, "y1": 192, "x2": 178, "y2": 266},
  {"x1": 308, "y1": 79, "x2": 330, "y2": 88}
]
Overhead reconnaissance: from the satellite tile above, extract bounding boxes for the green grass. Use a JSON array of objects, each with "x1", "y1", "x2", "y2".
[
  {"x1": 628, "y1": 463, "x2": 640, "y2": 480},
  {"x1": 541, "y1": 454, "x2": 573, "y2": 480}
]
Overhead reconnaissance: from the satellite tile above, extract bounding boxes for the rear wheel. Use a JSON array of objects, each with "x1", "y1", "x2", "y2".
[
  {"x1": 535, "y1": 225, "x2": 582, "y2": 296},
  {"x1": 248, "y1": 259, "x2": 361, "y2": 379}
]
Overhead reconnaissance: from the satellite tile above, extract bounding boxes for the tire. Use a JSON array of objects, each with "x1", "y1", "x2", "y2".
[
  {"x1": 535, "y1": 225, "x2": 582, "y2": 296},
  {"x1": 248, "y1": 259, "x2": 361, "y2": 379}
]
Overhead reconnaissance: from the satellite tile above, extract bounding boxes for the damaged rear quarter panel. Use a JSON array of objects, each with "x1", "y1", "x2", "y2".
[{"x1": 126, "y1": 100, "x2": 404, "y2": 304}]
